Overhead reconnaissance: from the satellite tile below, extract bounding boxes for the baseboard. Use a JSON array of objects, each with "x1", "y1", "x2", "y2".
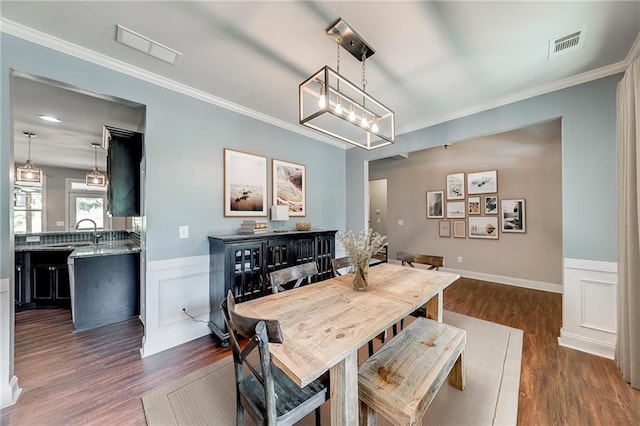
[
  {"x1": 140, "y1": 321, "x2": 211, "y2": 358},
  {"x1": 0, "y1": 375, "x2": 22, "y2": 409},
  {"x1": 441, "y1": 266, "x2": 562, "y2": 293},
  {"x1": 558, "y1": 328, "x2": 615, "y2": 360}
]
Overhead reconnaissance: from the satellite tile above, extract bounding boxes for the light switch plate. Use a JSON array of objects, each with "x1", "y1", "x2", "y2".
[
  {"x1": 56, "y1": 221, "x2": 65, "y2": 227},
  {"x1": 398, "y1": 219, "x2": 404, "y2": 226},
  {"x1": 179, "y1": 225, "x2": 189, "y2": 239}
]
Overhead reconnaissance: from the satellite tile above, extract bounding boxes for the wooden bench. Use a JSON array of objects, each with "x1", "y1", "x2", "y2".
[{"x1": 358, "y1": 317, "x2": 466, "y2": 426}]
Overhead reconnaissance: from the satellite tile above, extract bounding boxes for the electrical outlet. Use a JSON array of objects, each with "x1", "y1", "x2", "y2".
[
  {"x1": 457, "y1": 256, "x2": 463, "y2": 263},
  {"x1": 179, "y1": 225, "x2": 189, "y2": 239}
]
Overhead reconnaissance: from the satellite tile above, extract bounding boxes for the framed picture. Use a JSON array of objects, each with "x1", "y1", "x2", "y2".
[
  {"x1": 439, "y1": 220, "x2": 451, "y2": 237},
  {"x1": 484, "y1": 195, "x2": 498, "y2": 215},
  {"x1": 468, "y1": 216, "x2": 499, "y2": 239},
  {"x1": 272, "y1": 158, "x2": 306, "y2": 216},
  {"x1": 426, "y1": 191, "x2": 444, "y2": 218},
  {"x1": 446, "y1": 201, "x2": 466, "y2": 219},
  {"x1": 453, "y1": 220, "x2": 466, "y2": 238},
  {"x1": 224, "y1": 148, "x2": 268, "y2": 217},
  {"x1": 468, "y1": 196, "x2": 481, "y2": 215},
  {"x1": 467, "y1": 170, "x2": 498, "y2": 194},
  {"x1": 446, "y1": 173, "x2": 465, "y2": 200},
  {"x1": 501, "y1": 198, "x2": 526, "y2": 233}
]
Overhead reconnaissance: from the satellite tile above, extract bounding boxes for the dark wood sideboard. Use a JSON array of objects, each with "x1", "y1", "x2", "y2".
[{"x1": 208, "y1": 230, "x2": 336, "y2": 346}]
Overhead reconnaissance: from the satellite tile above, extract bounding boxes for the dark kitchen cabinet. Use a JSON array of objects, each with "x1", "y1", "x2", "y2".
[
  {"x1": 208, "y1": 230, "x2": 336, "y2": 346},
  {"x1": 104, "y1": 126, "x2": 143, "y2": 217},
  {"x1": 30, "y1": 251, "x2": 72, "y2": 308},
  {"x1": 14, "y1": 252, "x2": 35, "y2": 311}
]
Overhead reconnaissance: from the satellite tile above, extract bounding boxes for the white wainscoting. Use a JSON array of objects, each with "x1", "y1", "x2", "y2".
[
  {"x1": 1, "y1": 277, "x2": 22, "y2": 408},
  {"x1": 559, "y1": 258, "x2": 618, "y2": 359},
  {"x1": 141, "y1": 255, "x2": 212, "y2": 357}
]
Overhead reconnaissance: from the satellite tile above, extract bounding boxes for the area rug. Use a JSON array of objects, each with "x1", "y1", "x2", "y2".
[{"x1": 142, "y1": 311, "x2": 523, "y2": 425}]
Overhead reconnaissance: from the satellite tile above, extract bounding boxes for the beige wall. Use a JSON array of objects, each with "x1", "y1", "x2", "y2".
[
  {"x1": 369, "y1": 119, "x2": 562, "y2": 285},
  {"x1": 43, "y1": 165, "x2": 128, "y2": 232},
  {"x1": 369, "y1": 179, "x2": 387, "y2": 237}
]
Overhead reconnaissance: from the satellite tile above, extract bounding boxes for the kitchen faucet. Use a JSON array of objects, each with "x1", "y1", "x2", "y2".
[{"x1": 75, "y1": 218, "x2": 101, "y2": 244}]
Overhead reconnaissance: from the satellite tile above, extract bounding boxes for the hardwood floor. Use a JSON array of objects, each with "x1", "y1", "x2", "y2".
[{"x1": 2, "y1": 277, "x2": 639, "y2": 425}]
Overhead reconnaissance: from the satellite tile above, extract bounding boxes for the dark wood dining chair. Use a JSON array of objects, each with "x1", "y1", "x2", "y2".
[
  {"x1": 397, "y1": 251, "x2": 445, "y2": 327},
  {"x1": 330, "y1": 256, "x2": 353, "y2": 277},
  {"x1": 221, "y1": 290, "x2": 329, "y2": 426},
  {"x1": 269, "y1": 261, "x2": 318, "y2": 294}
]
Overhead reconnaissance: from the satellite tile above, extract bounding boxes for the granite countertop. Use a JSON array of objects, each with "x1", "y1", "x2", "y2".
[{"x1": 16, "y1": 239, "x2": 140, "y2": 259}]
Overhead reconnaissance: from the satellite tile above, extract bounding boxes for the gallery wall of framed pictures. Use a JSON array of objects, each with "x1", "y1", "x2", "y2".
[
  {"x1": 427, "y1": 170, "x2": 526, "y2": 239},
  {"x1": 224, "y1": 148, "x2": 306, "y2": 218}
]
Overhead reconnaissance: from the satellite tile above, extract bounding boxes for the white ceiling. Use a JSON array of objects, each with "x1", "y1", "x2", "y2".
[{"x1": 3, "y1": 1, "x2": 639, "y2": 170}]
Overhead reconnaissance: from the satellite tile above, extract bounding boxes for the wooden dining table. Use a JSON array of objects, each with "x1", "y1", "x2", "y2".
[{"x1": 234, "y1": 262, "x2": 460, "y2": 425}]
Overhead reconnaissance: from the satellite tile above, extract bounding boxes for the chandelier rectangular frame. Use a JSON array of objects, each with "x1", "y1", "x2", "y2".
[{"x1": 299, "y1": 66, "x2": 395, "y2": 150}]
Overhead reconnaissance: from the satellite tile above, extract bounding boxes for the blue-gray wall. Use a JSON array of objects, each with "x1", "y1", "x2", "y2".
[
  {"x1": 0, "y1": 32, "x2": 347, "y2": 277},
  {"x1": 347, "y1": 75, "x2": 620, "y2": 262}
]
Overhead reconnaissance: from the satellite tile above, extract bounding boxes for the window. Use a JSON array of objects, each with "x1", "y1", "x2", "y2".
[
  {"x1": 67, "y1": 178, "x2": 108, "y2": 230},
  {"x1": 14, "y1": 182, "x2": 43, "y2": 234}
]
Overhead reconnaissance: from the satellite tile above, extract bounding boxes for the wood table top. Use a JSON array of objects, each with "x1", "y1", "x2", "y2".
[{"x1": 235, "y1": 262, "x2": 460, "y2": 387}]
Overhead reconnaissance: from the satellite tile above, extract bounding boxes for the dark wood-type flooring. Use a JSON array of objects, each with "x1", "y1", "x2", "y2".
[{"x1": 2, "y1": 277, "x2": 639, "y2": 425}]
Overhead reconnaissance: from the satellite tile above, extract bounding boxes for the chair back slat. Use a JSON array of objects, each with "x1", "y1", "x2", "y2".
[
  {"x1": 331, "y1": 256, "x2": 353, "y2": 276},
  {"x1": 269, "y1": 261, "x2": 318, "y2": 293},
  {"x1": 412, "y1": 254, "x2": 444, "y2": 270}
]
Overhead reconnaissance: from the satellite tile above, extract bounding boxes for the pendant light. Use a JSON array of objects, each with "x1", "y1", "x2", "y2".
[
  {"x1": 86, "y1": 143, "x2": 107, "y2": 187},
  {"x1": 299, "y1": 18, "x2": 395, "y2": 150},
  {"x1": 16, "y1": 132, "x2": 43, "y2": 183}
]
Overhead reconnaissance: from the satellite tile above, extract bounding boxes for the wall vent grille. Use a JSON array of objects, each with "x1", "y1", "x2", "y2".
[{"x1": 548, "y1": 29, "x2": 586, "y2": 59}]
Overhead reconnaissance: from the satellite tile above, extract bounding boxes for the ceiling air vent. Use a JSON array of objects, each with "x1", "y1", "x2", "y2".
[{"x1": 548, "y1": 29, "x2": 586, "y2": 59}]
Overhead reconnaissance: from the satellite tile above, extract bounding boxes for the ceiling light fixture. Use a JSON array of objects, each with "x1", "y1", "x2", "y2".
[
  {"x1": 38, "y1": 114, "x2": 61, "y2": 123},
  {"x1": 86, "y1": 143, "x2": 107, "y2": 187},
  {"x1": 16, "y1": 132, "x2": 43, "y2": 184},
  {"x1": 299, "y1": 18, "x2": 395, "y2": 150}
]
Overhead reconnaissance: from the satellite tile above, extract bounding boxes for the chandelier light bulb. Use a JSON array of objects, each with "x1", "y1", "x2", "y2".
[
  {"x1": 371, "y1": 121, "x2": 379, "y2": 133},
  {"x1": 334, "y1": 102, "x2": 343, "y2": 114},
  {"x1": 318, "y1": 94, "x2": 326, "y2": 108},
  {"x1": 348, "y1": 109, "x2": 356, "y2": 122},
  {"x1": 361, "y1": 116, "x2": 369, "y2": 128}
]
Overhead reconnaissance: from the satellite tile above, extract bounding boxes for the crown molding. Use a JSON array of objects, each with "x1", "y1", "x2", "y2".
[
  {"x1": 401, "y1": 58, "x2": 630, "y2": 136},
  {"x1": 0, "y1": 18, "x2": 346, "y2": 150},
  {"x1": 626, "y1": 32, "x2": 640, "y2": 62}
]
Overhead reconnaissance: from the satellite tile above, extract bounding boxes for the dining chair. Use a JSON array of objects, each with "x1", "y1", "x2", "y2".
[
  {"x1": 221, "y1": 290, "x2": 329, "y2": 426},
  {"x1": 397, "y1": 251, "x2": 445, "y2": 327},
  {"x1": 330, "y1": 256, "x2": 353, "y2": 277},
  {"x1": 269, "y1": 261, "x2": 318, "y2": 294}
]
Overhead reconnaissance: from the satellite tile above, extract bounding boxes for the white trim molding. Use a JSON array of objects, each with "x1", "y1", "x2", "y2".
[
  {"x1": 439, "y1": 266, "x2": 563, "y2": 294},
  {"x1": 0, "y1": 18, "x2": 344, "y2": 150},
  {"x1": 141, "y1": 255, "x2": 212, "y2": 357},
  {"x1": 559, "y1": 258, "x2": 618, "y2": 359}
]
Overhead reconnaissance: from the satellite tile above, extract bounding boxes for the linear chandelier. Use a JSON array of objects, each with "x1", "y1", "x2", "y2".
[
  {"x1": 299, "y1": 18, "x2": 395, "y2": 150},
  {"x1": 86, "y1": 143, "x2": 107, "y2": 187},
  {"x1": 16, "y1": 132, "x2": 43, "y2": 184}
]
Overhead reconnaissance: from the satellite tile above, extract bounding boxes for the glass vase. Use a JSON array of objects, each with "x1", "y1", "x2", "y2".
[{"x1": 352, "y1": 261, "x2": 369, "y2": 290}]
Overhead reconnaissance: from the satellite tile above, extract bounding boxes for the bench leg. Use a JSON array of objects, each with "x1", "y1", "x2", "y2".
[
  {"x1": 359, "y1": 401, "x2": 377, "y2": 426},
  {"x1": 425, "y1": 290, "x2": 443, "y2": 321},
  {"x1": 447, "y1": 351, "x2": 466, "y2": 390}
]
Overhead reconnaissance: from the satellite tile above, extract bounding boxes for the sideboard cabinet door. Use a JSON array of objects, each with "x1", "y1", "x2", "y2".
[{"x1": 208, "y1": 230, "x2": 336, "y2": 346}]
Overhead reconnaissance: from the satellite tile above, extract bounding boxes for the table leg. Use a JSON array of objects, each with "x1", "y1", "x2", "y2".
[
  {"x1": 330, "y1": 350, "x2": 359, "y2": 425},
  {"x1": 426, "y1": 290, "x2": 443, "y2": 322}
]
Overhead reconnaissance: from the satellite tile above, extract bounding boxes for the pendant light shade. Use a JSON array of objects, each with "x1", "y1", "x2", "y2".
[
  {"x1": 86, "y1": 143, "x2": 107, "y2": 187},
  {"x1": 16, "y1": 132, "x2": 43, "y2": 183}
]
